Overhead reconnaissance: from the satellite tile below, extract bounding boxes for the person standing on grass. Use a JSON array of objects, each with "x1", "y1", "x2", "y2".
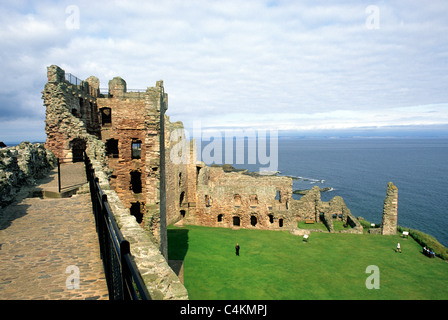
[
  {"x1": 235, "y1": 243, "x2": 240, "y2": 256},
  {"x1": 396, "y1": 242, "x2": 401, "y2": 253}
]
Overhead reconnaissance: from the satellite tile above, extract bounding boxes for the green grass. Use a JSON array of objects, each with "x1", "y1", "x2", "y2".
[
  {"x1": 297, "y1": 221, "x2": 328, "y2": 231},
  {"x1": 168, "y1": 225, "x2": 448, "y2": 300}
]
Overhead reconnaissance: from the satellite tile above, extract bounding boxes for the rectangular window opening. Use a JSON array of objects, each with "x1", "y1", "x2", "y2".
[{"x1": 131, "y1": 140, "x2": 142, "y2": 159}]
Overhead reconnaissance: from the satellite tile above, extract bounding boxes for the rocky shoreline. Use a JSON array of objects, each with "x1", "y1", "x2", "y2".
[{"x1": 293, "y1": 187, "x2": 333, "y2": 195}]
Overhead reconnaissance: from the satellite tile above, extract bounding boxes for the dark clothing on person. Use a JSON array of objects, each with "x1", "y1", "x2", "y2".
[{"x1": 235, "y1": 244, "x2": 240, "y2": 256}]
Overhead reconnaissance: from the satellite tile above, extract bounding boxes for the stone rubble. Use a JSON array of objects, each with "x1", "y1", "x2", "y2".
[{"x1": 0, "y1": 142, "x2": 56, "y2": 208}]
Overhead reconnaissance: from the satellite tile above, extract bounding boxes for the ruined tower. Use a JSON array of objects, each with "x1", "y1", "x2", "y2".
[
  {"x1": 381, "y1": 182, "x2": 398, "y2": 235},
  {"x1": 42, "y1": 65, "x2": 101, "y2": 161},
  {"x1": 42, "y1": 65, "x2": 171, "y2": 256}
]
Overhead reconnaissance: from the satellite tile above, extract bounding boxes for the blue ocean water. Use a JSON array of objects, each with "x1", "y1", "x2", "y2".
[{"x1": 199, "y1": 137, "x2": 448, "y2": 248}]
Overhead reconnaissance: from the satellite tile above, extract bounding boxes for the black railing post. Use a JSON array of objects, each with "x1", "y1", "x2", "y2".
[
  {"x1": 100, "y1": 193, "x2": 114, "y2": 299},
  {"x1": 57, "y1": 158, "x2": 62, "y2": 193},
  {"x1": 120, "y1": 240, "x2": 132, "y2": 300}
]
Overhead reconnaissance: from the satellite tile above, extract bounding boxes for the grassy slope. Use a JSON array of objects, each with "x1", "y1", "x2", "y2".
[{"x1": 168, "y1": 225, "x2": 448, "y2": 300}]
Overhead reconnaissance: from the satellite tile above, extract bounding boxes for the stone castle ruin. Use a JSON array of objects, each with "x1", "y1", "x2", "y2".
[
  {"x1": 0, "y1": 64, "x2": 403, "y2": 299},
  {"x1": 40, "y1": 65, "x2": 399, "y2": 297},
  {"x1": 42, "y1": 65, "x2": 370, "y2": 241}
]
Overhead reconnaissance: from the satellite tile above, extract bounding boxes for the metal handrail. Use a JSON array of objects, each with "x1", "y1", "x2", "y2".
[
  {"x1": 99, "y1": 88, "x2": 147, "y2": 99},
  {"x1": 65, "y1": 73, "x2": 83, "y2": 86},
  {"x1": 84, "y1": 153, "x2": 151, "y2": 300},
  {"x1": 99, "y1": 88, "x2": 146, "y2": 93},
  {"x1": 56, "y1": 156, "x2": 85, "y2": 193}
]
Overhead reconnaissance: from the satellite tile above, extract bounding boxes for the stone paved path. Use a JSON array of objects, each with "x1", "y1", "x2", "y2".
[{"x1": 0, "y1": 165, "x2": 109, "y2": 300}]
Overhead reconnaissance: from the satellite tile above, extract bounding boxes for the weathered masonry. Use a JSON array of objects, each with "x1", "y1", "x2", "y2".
[
  {"x1": 42, "y1": 65, "x2": 367, "y2": 238},
  {"x1": 381, "y1": 182, "x2": 398, "y2": 235},
  {"x1": 41, "y1": 65, "x2": 402, "y2": 296},
  {"x1": 43, "y1": 65, "x2": 169, "y2": 249},
  {"x1": 42, "y1": 65, "x2": 187, "y2": 299}
]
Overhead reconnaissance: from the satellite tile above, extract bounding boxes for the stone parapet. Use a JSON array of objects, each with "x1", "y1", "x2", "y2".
[{"x1": 88, "y1": 154, "x2": 188, "y2": 300}]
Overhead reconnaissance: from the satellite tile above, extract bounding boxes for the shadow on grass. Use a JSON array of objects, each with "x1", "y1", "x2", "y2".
[
  {"x1": 167, "y1": 227, "x2": 189, "y2": 280},
  {"x1": 167, "y1": 227, "x2": 189, "y2": 261}
]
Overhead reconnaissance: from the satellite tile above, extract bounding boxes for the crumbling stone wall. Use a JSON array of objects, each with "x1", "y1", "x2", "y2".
[
  {"x1": 290, "y1": 186, "x2": 321, "y2": 222},
  {"x1": 162, "y1": 133, "x2": 363, "y2": 233},
  {"x1": 289, "y1": 186, "x2": 363, "y2": 234},
  {"x1": 381, "y1": 182, "x2": 398, "y2": 235},
  {"x1": 164, "y1": 121, "x2": 195, "y2": 227},
  {"x1": 0, "y1": 142, "x2": 56, "y2": 207},
  {"x1": 42, "y1": 65, "x2": 102, "y2": 161},
  {"x1": 182, "y1": 165, "x2": 293, "y2": 229}
]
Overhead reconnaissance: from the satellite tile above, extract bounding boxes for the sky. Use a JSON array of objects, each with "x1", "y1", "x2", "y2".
[{"x1": 1, "y1": 0, "x2": 448, "y2": 144}]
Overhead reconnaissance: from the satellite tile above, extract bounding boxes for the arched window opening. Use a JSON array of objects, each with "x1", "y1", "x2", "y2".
[
  {"x1": 217, "y1": 214, "x2": 223, "y2": 222},
  {"x1": 100, "y1": 107, "x2": 111, "y2": 125},
  {"x1": 250, "y1": 215, "x2": 257, "y2": 227}
]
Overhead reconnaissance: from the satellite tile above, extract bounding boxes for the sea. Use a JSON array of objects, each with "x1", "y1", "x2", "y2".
[{"x1": 198, "y1": 137, "x2": 448, "y2": 248}]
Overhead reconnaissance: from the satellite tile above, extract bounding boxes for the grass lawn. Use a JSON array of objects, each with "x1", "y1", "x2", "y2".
[{"x1": 168, "y1": 225, "x2": 448, "y2": 300}]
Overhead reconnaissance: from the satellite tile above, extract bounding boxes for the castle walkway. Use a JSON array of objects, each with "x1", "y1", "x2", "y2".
[{"x1": 0, "y1": 163, "x2": 109, "y2": 300}]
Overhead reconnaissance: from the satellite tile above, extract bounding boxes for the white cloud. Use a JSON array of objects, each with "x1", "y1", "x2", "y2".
[
  {"x1": 181, "y1": 103, "x2": 448, "y2": 132},
  {"x1": 0, "y1": 0, "x2": 447, "y2": 143}
]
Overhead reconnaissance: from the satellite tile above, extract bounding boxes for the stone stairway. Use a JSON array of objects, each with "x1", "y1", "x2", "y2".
[{"x1": 0, "y1": 163, "x2": 109, "y2": 300}]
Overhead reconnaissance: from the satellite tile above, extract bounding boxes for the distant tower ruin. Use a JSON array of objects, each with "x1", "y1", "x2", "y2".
[{"x1": 381, "y1": 182, "x2": 398, "y2": 235}]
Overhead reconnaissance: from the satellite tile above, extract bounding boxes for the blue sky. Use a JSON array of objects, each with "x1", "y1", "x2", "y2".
[{"x1": 1, "y1": 0, "x2": 448, "y2": 143}]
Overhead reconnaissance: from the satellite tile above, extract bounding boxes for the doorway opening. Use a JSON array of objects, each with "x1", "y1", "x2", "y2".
[
  {"x1": 70, "y1": 138, "x2": 86, "y2": 163},
  {"x1": 279, "y1": 218, "x2": 284, "y2": 228}
]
